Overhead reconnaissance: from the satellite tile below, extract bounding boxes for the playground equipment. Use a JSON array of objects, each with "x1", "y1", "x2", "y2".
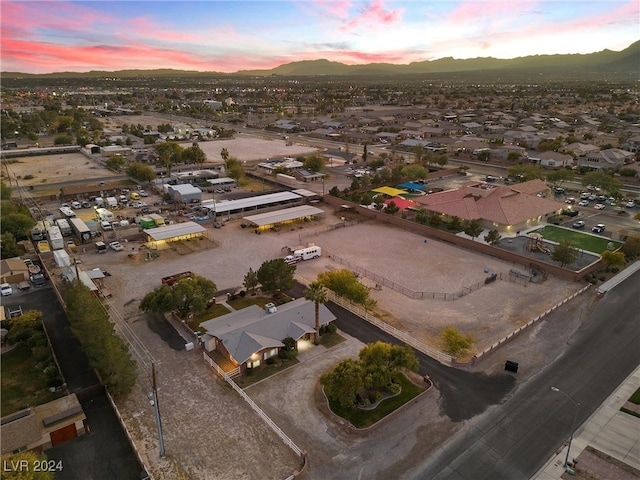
[{"x1": 527, "y1": 233, "x2": 551, "y2": 254}]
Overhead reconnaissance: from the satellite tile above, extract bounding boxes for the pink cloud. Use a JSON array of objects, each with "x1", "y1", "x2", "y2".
[
  {"x1": 447, "y1": 0, "x2": 518, "y2": 24},
  {"x1": 341, "y1": 0, "x2": 403, "y2": 32},
  {"x1": 312, "y1": 0, "x2": 353, "y2": 18}
]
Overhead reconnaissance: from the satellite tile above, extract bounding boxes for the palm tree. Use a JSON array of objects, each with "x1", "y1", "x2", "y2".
[{"x1": 304, "y1": 281, "x2": 328, "y2": 344}]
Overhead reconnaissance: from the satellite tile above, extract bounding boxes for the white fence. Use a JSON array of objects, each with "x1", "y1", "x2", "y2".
[
  {"x1": 327, "y1": 292, "x2": 455, "y2": 365},
  {"x1": 203, "y1": 353, "x2": 304, "y2": 458}
]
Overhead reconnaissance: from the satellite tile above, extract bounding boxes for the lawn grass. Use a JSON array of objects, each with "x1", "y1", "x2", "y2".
[
  {"x1": 327, "y1": 373, "x2": 425, "y2": 428},
  {"x1": 1, "y1": 344, "x2": 64, "y2": 416},
  {"x1": 531, "y1": 225, "x2": 622, "y2": 254},
  {"x1": 234, "y1": 357, "x2": 300, "y2": 388},
  {"x1": 227, "y1": 295, "x2": 271, "y2": 310},
  {"x1": 188, "y1": 303, "x2": 231, "y2": 332},
  {"x1": 319, "y1": 331, "x2": 347, "y2": 348}
]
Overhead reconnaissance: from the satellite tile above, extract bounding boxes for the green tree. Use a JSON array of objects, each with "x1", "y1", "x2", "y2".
[
  {"x1": 1, "y1": 451, "x2": 56, "y2": 480},
  {"x1": 550, "y1": 239, "x2": 579, "y2": 267},
  {"x1": 546, "y1": 169, "x2": 574, "y2": 186},
  {"x1": 126, "y1": 162, "x2": 156, "y2": 183},
  {"x1": 54, "y1": 134, "x2": 73, "y2": 145},
  {"x1": 186, "y1": 142, "x2": 207, "y2": 169},
  {"x1": 477, "y1": 150, "x2": 491, "y2": 162},
  {"x1": 507, "y1": 165, "x2": 545, "y2": 181},
  {"x1": 448, "y1": 216, "x2": 462, "y2": 231},
  {"x1": 484, "y1": 229, "x2": 502, "y2": 245},
  {"x1": 105, "y1": 154, "x2": 126, "y2": 172},
  {"x1": 1, "y1": 181, "x2": 11, "y2": 199},
  {"x1": 582, "y1": 171, "x2": 622, "y2": 197},
  {"x1": 65, "y1": 283, "x2": 136, "y2": 397},
  {"x1": 402, "y1": 164, "x2": 427, "y2": 180},
  {"x1": 385, "y1": 201, "x2": 399, "y2": 215},
  {"x1": 463, "y1": 219, "x2": 483, "y2": 240},
  {"x1": 320, "y1": 358, "x2": 364, "y2": 408},
  {"x1": 415, "y1": 208, "x2": 429, "y2": 225},
  {"x1": 256, "y1": 258, "x2": 296, "y2": 296},
  {"x1": 600, "y1": 250, "x2": 625, "y2": 269},
  {"x1": 1, "y1": 232, "x2": 20, "y2": 258},
  {"x1": 304, "y1": 281, "x2": 328, "y2": 342},
  {"x1": 220, "y1": 147, "x2": 229, "y2": 162},
  {"x1": 358, "y1": 341, "x2": 418, "y2": 389},
  {"x1": 303, "y1": 154, "x2": 326, "y2": 172},
  {"x1": 620, "y1": 236, "x2": 640, "y2": 260},
  {"x1": 243, "y1": 267, "x2": 259, "y2": 295},
  {"x1": 441, "y1": 327, "x2": 475, "y2": 356},
  {"x1": 317, "y1": 269, "x2": 372, "y2": 306},
  {"x1": 140, "y1": 275, "x2": 217, "y2": 318},
  {"x1": 507, "y1": 151, "x2": 521, "y2": 162}
]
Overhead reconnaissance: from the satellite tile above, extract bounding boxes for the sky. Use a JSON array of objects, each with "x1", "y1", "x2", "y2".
[{"x1": 1, "y1": 0, "x2": 638, "y2": 74}]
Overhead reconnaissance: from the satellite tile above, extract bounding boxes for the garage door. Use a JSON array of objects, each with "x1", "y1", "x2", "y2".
[{"x1": 50, "y1": 423, "x2": 77, "y2": 447}]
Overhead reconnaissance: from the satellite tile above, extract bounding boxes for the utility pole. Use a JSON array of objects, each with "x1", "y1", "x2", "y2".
[{"x1": 152, "y1": 363, "x2": 166, "y2": 457}]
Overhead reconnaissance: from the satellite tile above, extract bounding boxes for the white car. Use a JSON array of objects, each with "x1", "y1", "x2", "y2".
[
  {"x1": 626, "y1": 201, "x2": 636, "y2": 208},
  {"x1": 578, "y1": 200, "x2": 589, "y2": 207},
  {"x1": 138, "y1": 190, "x2": 149, "y2": 197},
  {"x1": 109, "y1": 241, "x2": 124, "y2": 251},
  {"x1": 101, "y1": 221, "x2": 113, "y2": 231},
  {"x1": 0, "y1": 283, "x2": 13, "y2": 296},
  {"x1": 593, "y1": 203, "x2": 605, "y2": 210}
]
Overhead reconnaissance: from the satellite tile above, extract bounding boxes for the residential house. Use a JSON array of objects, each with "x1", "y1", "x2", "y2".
[
  {"x1": 578, "y1": 148, "x2": 635, "y2": 171},
  {"x1": 0, "y1": 258, "x2": 30, "y2": 283},
  {"x1": 1, "y1": 394, "x2": 86, "y2": 454},
  {"x1": 200, "y1": 298, "x2": 336, "y2": 374},
  {"x1": 528, "y1": 151, "x2": 574, "y2": 168}
]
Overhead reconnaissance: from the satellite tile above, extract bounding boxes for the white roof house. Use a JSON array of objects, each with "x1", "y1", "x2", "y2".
[{"x1": 200, "y1": 298, "x2": 336, "y2": 367}]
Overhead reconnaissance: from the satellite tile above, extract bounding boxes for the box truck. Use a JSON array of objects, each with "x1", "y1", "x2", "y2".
[{"x1": 70, "y1": 217, "x2": 92, "y2": 243}]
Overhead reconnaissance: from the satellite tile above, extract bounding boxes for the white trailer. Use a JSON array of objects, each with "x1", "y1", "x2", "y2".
[
  {"x1": 47, "y1": 225, "x2": 65, "y2": 250},
  {"x1": 293, "y1": 245, "x2": 321, "y2": 260},
  {"x1": 96, "y1": 208, "x2": 114, "y2": 222},
  {"x1": 55, "y1": 218, "x2": 72, "y2": 236}
]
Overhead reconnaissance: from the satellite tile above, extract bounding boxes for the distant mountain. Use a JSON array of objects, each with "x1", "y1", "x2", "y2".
[{"x1": 3, "y1": 41, "x2": 638, "y2": 79}]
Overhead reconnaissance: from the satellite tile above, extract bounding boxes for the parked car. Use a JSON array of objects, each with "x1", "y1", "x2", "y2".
[
  {"x1": 0, "y1": 283, "x2": 13, "y2": 296},
  {"x1": 565, "y1": 197, "x2": 576, "y2": 204},
  {"x1": 588, "y1": 194, "x2": 597, "y2": 201},
  {"x1": 572, "y1": 220, "x2": 586, "y2": 229},
  {"x1": 138, "y1": 190, "x2": 149, "y2": 197},
  {"x1": 101, "y1": 221, "x2": 113, "y2": 231},
  {"x1": 578, "y1": 200, "x2": 589, "y2": 207},
  {"x1": 626, "y1": 201, "x2": 636, "y2": 208},
  {"x1": 594, "y1": 203, "x2": 605, "y2": 210},
  {"x1": 109, "y1": 241, "x2": 124, "y2": 251},
  {"x1": 554, "y1": 187, "x2": 565, "y2": 194},
  {"x1": 592, "y1": 224, "x2": 606, "y2": 234}
]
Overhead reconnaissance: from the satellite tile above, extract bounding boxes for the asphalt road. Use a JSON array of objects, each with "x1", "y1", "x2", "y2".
[
  {"x1": 289, "y1": 283, "x2": 517, "y2": 423},
  {"x1": 408, "y1": 267, "x2": 640, "y2": 479}
]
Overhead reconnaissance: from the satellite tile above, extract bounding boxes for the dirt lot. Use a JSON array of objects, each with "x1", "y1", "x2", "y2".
[{"x1": 13, "y1": 146, "x2": 586, "y2": 479}]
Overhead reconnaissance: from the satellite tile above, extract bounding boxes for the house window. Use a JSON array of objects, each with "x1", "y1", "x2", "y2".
[
  {"x1": 264, "y1": 348, "x2": 278, "y2": 360},
  {"x1": 247, "y1": 359, "x2": 260, "y2": 369}
]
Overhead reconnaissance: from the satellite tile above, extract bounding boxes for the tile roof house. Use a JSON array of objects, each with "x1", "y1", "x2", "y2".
[
  {"x1": 413, "y1": 179, "x2": 565, "y2": 234},
  {"x1": 528, "y1": 151, "x2": 574, "y2": 168},
  {"x1": 200, "y1": 298, "x2": 336, "y2": 374}
]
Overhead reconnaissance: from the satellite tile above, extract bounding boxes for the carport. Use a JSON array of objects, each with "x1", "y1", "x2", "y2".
[
  {"x1": 143, "y1": 221, "x2": 207, "y2": 249},
  {"x1": 242, "y1": 205, "x2": 324, "y2": 231}
]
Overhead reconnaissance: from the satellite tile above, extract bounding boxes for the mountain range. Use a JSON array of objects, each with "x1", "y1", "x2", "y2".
[{"x1": 3, "y1": 41, "x2": 638, "y2": 79}]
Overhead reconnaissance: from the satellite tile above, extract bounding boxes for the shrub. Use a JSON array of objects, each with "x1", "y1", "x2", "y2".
[
  {"x1": 326, "y1": 323, "x2": 337, "y2": 334},
  {"x1": 387, "y1": 382, "x2": 401, "y2": 395},
  {"x1": 369, "y1": 391, "x2": 383, "y2": 404},
  {"x1": 266, "y1": 357, "x2": 276, "y2": 365}
]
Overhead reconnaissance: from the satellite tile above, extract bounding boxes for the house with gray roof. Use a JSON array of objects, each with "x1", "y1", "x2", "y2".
[
  {"x1": 200, "y1": 298, "x2": 336, "y2": 374},
  {"x1": 579, "y1": 148, "x2": 634, "y2": 171}
]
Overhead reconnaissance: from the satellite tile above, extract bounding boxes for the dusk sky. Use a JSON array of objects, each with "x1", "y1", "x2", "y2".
[{"x1": 1, "y1": 0, "x2": 637, "y2": 74}]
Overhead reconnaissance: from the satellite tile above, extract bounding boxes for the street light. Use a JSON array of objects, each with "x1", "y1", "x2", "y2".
[{"x1": 551, "y1": 386, "x2": 580, "y2": 469}]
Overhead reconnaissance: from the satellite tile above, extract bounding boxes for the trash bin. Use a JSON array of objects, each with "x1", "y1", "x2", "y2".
[{"x1": 505, "y1": 360, "x2": 519, "y2": 373}]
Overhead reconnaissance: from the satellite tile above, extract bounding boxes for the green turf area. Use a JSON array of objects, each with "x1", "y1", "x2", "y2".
[
  {"x1": 531, "y1": 225, "x2": 622, "y2": 254},
  {"x1": 1, "y1": 344, "x2": 64, "y2": 416},
  {"x1": 327, "y1": 373, "x2": 425, "y2": 428}
]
